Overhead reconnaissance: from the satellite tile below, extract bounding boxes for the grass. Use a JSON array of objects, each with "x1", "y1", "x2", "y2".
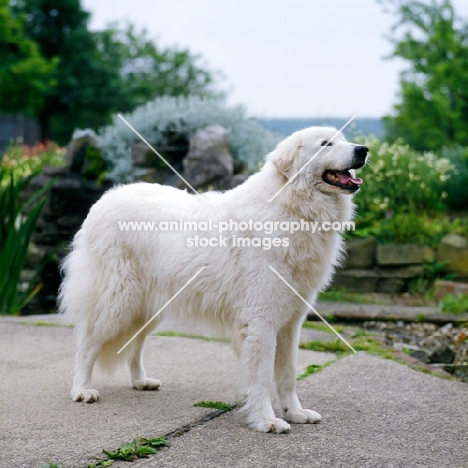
[
  {"x1": 297, "y1": 360, "x2": 337, "y2": 380},
  {"x1": 439, "y1": 293, "x2": 468, "y2": 314},
  {"x1": 155, "y1": 330, "x2": 229, "y2": 343},
  {"x1": 407, "y1": 364, "x2": 459, "y2": 381},
  {"x1": 300, "y1": 339, "x2": 349, "y2": 354},
  {"x1": 302, "y1": 321, "x2": 344, "y2": 334},
  {"x1": 416, "y1": 313, "x2": 427, "y2": 322},
  {"x1": 19, "y1": 320, "x2": 73, "y2": 328},
  {"x1": 40, "y1": 464, "x2": 63, "y2": 468},
  {"x1": 300, "y1": 336, "x2": 394, "y2": 359},
  {"x1": 318, "y1": 289, "x2": 385, "y2": 304},
  {"x1": 300, "y1": 329, "x2": 460, "y2": 381},
  {"x1": 351, "y1": 329, "x2": 375, "y2": 337},
  {"x1": 193, "y1": 400, "x2": 234, "y2": 411}
]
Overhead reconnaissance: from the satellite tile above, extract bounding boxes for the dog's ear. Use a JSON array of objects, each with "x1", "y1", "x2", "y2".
[{"x1": 269, "y1": 137, "x2": 302, "y2": 179}]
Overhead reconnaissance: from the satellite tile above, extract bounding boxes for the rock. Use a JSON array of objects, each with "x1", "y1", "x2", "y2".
[
  {"x1": 437, "y1": 234, "x2": 468, "y2": 274},
  {"x1": 393, "y1": 343, "x2": 431, "y2": 363},
  {"x1": 66, "y1": 129, "x2": 98, "y2": 174},
  {"x1": 344, "y1": 237, "x2": 377, "y2": 268},
  {"x1": 42, "y1": 165, "x2": 68, "y2": 177},
  {"x1": 423, "y1": 246, "x2": 436, "y2": 263},
  {"x1": 213, "y1": 174, "x2": 249, "y2": 191},
  {"x1": 377, "y1": 245, "x2": 425, "y2": 266},
  {"x1": 434, "y1": 280, "x2": 468, "y2": 300},
  {"x1": 130, "y1": 143, "x2": 169, "y2": 169},
  {"x1": 331, "y1": 269, "x2": 379, "y2": 293},
  {"x1": 429, "y1": 346, "x2": 455, "y2": 364},
  {"x1": 183, "y1": 125, "x2": 234, "y2": 188},
  {"x1": 233, "y1": 159, "x2": 248, "y2": 175},
  {"x1": 135, "y1": 168, "x2": 169, "y2": 184},
  {"x1": 378, "y1": 265, "x2": 424, "y2": 278},
  {"x1": 29, "y1": 173, "x2": 108, "y2": 309},
  {"x1": 131, "y1": 143, "x2": 153, "y2": 167},
  {"x1": 377, "y1": 278, "x2": 406, "y2": 293},
  {"x1": 438, "y1": 323, "x2": 453, "y2": 335}
]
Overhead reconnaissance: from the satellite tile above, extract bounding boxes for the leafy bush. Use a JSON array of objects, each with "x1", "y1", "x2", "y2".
[
  {"x1": 354, "y1": 135, "x2": 454, "y2": 219},
  {"x1": 351, "y1": 211, "x2": 468, "y2": 248},
  {"x1": 98, "y1": 95, "x2": 281, "y2": 183},
  {"x1": 439, "y1": 293, "x2": 468, "y2": 314},
  {"x1": 1, "y1": 141, "x2": 66, "y2": 184},
  {"x1": 0, "y1": 166, "x2": 53, "y2": 314},
  {"x1": 348, "y1": 136, "x2": 465, "y2": 245}
]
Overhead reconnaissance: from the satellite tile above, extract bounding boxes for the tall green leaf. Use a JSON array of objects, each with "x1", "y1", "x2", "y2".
[{"x1": 0, "y1": 166, "x2": 54, "y2": 314}]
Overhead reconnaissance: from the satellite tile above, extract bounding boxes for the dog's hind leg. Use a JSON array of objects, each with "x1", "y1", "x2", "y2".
[
  {"x1": 130, "y1": 332, "x2": 161, "y2": 391},
  {"x1": 274, "y1": 316, "x2": 321, "y2": 424},
  {"x1": 238, "y1": 316, "x2": 291, "y2": 434},
  {"x1": 71, "y1": 333, "x2": 101, "y2": 403}
]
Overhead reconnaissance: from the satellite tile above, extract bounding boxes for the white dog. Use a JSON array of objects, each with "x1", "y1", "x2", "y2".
[{"x1": 59, "y1": 127, "x2": 367, "y2": 433}]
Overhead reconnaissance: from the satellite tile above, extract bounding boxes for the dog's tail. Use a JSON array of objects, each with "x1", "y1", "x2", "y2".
[
  {"x1": 58, "y1": 228, "x2": 146, "y2": 373},
  {"x1": 58, "y1": 229, "x2": 98, "y2": 325}
]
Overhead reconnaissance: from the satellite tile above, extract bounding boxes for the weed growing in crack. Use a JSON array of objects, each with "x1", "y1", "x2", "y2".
[
  {"x1": 87, "y1": 436, "x2": 170, "y2": 467},
  {"x1": 297, "y1": 360, "x2": 337, "y2": 380},
  {"x1": 193, "y1": 400, "x2": 234, "y2": 411}
]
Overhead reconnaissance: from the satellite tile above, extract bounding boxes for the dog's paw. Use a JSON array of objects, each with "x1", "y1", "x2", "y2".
[
  {"x1": 251, "y1": 417, "x2": 291, "y2": 434},
  {"x1": 285, "y1": 408, "x2": 321, "y2": 424},
  {"x1": 132, "y1": 378, "x2": 161, "y2": 391},
  {"x1": 72, "y1": 388, "x2": 100, "y2": 403}
]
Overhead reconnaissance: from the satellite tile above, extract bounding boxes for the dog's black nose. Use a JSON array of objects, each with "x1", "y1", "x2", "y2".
[{"x1": 354, "y1": 145, "x2": 368, "y2": 158}]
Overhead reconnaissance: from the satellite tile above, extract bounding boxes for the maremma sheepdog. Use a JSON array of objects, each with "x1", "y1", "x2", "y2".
[{"x1": 59, "y1": 126, "x2": 368, "y2": 433}]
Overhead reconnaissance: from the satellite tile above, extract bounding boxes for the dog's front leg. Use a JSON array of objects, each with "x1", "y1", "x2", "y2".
[
  {"x1": 274, "y1": 316, "x2": 321, "y2": 424},
  {"x1": 238, "y1": 318, "x2": 290, "y2": 433}
]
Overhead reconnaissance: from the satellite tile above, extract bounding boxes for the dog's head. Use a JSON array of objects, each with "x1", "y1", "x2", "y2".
[{"x1": 269, "y1": 127, "x2": 368, "y2": 195}]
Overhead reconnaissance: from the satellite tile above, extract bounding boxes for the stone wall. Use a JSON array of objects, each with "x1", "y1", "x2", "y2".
[
  {"x1": 24, "y1": 131, "x2": 110, "y2": 312},
  {"x1": 333, "y1": 235, "x2": 468, "y2": 293}
]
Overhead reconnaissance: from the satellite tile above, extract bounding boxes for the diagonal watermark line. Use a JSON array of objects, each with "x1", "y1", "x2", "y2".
[
  {"x1": 268, "y1": 266, "x2": 357, "y2": 353},
  {"x1": 118, "y1": 114, "x2": 207, "y2": 202},
  {"x1": 117, "y1": 266, "x2": 207, "y2": 354},
  {"x1": 268, "y1": 115, "x2": 356, "y2": 203}
]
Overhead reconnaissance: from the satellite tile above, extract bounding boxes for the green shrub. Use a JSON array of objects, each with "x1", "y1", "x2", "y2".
[
  {"x1": 98, "y1": 95, "x2": 281, "y2": 183},
  {"x1": 0, "y1": 167, "x2": 53, "y2": 315},
  {"x1": 83, "y1": 145, "x2": 107, "y2": 184},
  {"x1": 354, "y1": 136, "x2": 454, "y2": 220},
  {"x1": 347, "y1": 136, "x2": 467, "y2": 245},
  {"x1": 439, "y1": 293, "x2": 468, "y2": 314},
  {"x1": 0, "y1": 141, "x2": 66, "y2": 184}
]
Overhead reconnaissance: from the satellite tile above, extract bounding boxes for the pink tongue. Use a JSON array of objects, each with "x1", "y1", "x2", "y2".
[{"x1": 336, "y1": 171, "x2": 363, "y2": 185}]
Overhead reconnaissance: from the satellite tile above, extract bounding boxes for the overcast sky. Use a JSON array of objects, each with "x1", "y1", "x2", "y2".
[{"x1": 82, "y1": 0, "x2": 468, "y2": 119}]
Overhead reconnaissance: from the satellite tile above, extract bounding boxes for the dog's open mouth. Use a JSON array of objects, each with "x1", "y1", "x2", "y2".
[{"x1": 322, "y1": 169, "x2": 363, "y2": 191}]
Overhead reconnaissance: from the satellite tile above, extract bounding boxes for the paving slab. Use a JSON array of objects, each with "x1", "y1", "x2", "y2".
[
  {"x1": 314, "y1": 301, "x2": 468, "y2": 324},
  {"x1": 0, "y1": 317, "x2": 332, "y2": 468},
  {"x1": 129, "y1": 353, "x2": 468, "y2": 468}
]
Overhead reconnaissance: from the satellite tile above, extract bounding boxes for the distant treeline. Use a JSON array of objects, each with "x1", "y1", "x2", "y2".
[{"x1": 257, "y1": 118, "x2": 384, "y2": 138}]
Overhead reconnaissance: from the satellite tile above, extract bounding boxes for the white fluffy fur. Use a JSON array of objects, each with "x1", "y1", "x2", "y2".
[{"x1": 59, "y1": 126, "x2": 366, "y2": 433}]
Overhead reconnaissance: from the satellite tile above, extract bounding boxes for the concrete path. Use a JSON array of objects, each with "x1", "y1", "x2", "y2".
[{"x1": 1, "y1": 315, "x2": 467, "y2": 468}]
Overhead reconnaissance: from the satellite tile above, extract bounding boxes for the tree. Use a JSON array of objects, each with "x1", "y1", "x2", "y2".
[
  {"x1": 94, "y1": 24, "x2": 216, "y2": 112},
  {"x1": 0, "y1": 0, "x2": 56, "y2": 116},
  {"x1": 381, "y1": 0, "x2": 468, "y2": 151},
  {"x1": 10, "y1": 0, "x2": 217, "y2": 144}
]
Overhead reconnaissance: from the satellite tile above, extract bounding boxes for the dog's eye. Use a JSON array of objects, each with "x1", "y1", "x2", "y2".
[{"x1": 321, "y1": 141, "x2": 333, "y2": 147}]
